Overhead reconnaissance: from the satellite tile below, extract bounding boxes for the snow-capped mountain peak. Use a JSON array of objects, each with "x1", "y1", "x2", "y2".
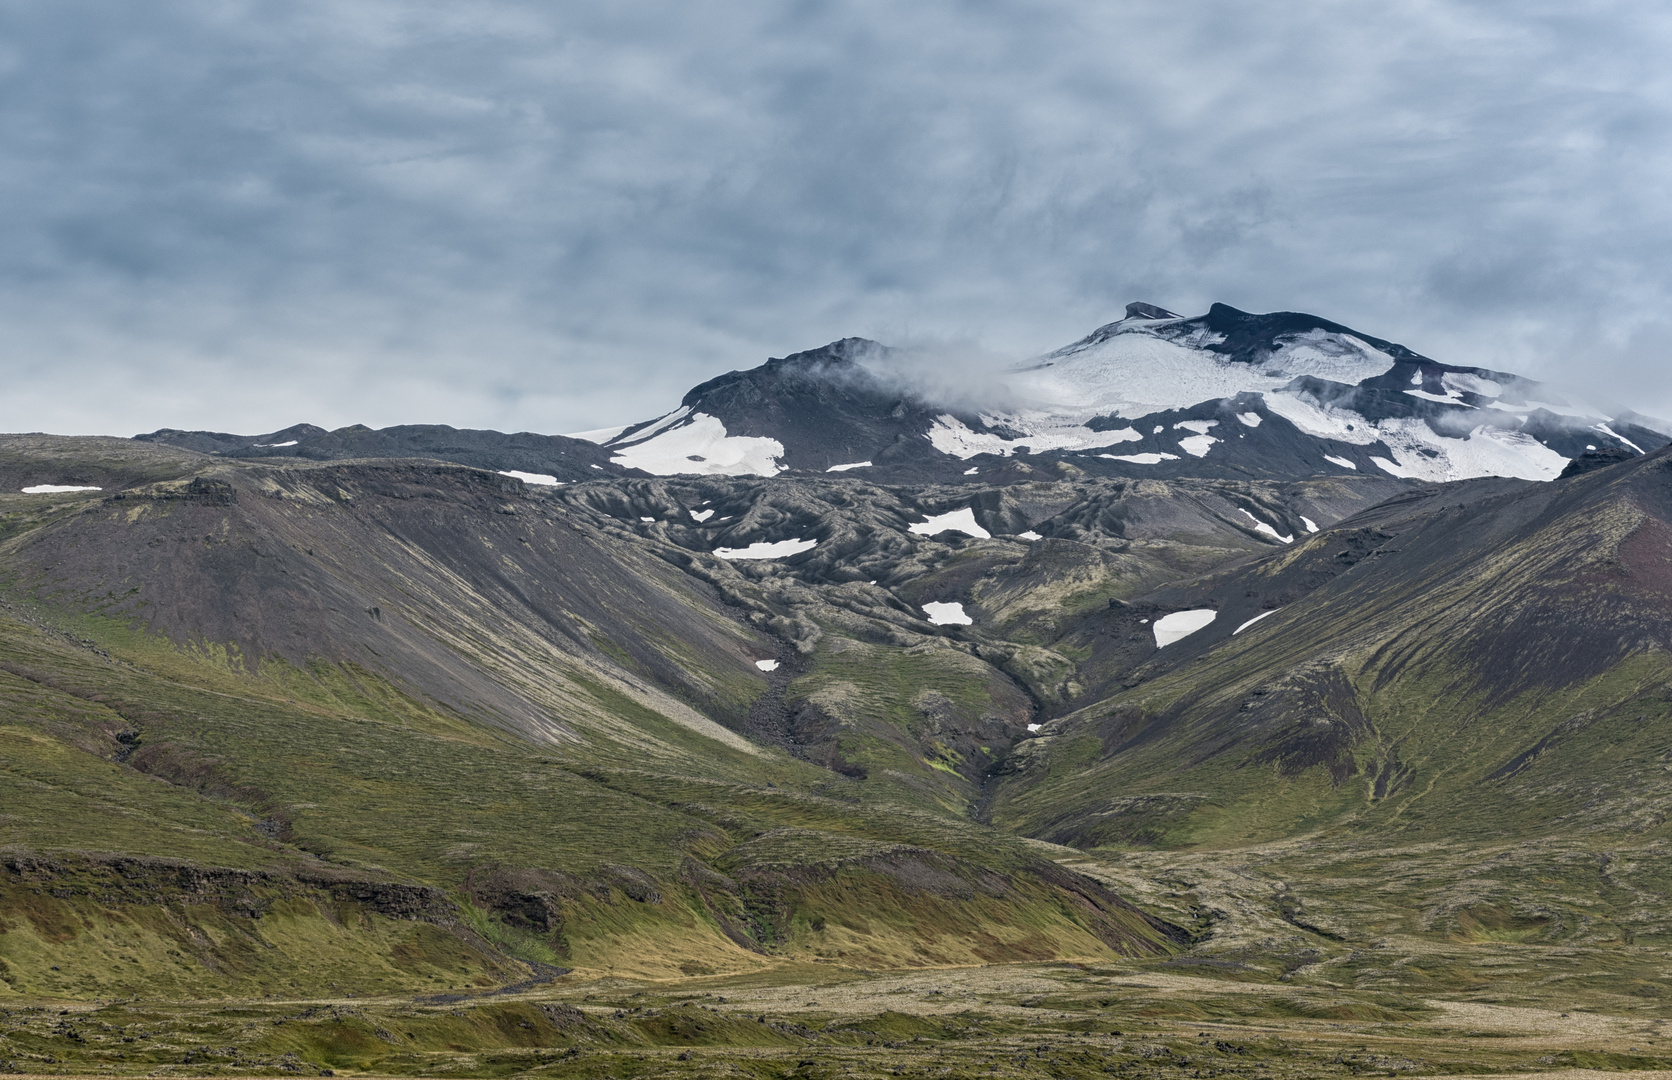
[{"x1": 580, "y1": 303, "x2": 1665, "y2": 484}]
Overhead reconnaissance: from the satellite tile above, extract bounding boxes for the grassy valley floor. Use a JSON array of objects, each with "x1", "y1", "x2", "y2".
[
  {"x1": 3, "y1": 951, "x2": 1672, "y2": 1078},
  {"x1": 6, "y1": 833, "x2": 1672, "y2": 1080}
]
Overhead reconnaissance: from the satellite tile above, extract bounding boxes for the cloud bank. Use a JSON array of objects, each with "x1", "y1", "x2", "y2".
[{"x1": 1, "y1": 1, "x2": 1670, "y2": 435}]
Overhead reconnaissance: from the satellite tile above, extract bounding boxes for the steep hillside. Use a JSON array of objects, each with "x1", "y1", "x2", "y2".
[
  {"x1": 989, "y1": 445, "x2": 1672, "y2": 852},
  {"x1": 3, "y1": 438, "x2": 1241, "y2": 999}
]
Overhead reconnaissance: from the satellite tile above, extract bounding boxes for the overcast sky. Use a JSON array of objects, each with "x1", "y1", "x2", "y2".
[{"x1": 2, "y1": 1, "x2": 1670, "y2": 436}]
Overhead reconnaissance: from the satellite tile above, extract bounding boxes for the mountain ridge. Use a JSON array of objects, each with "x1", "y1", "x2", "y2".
[{"x1": 131, "y1": 302, "x2": 1667, "y2": 490}]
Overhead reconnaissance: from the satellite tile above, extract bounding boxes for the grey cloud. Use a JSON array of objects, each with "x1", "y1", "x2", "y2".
[{"x1": 1, "y1": 0, "x2": 1670, "y2": 435}]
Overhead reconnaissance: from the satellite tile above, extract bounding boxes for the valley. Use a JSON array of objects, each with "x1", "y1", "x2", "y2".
[{"x1": 5, "y1": 305, "x2": 1672, "y2": 1077}]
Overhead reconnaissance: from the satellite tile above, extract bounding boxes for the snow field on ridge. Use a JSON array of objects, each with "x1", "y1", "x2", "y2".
[{"x1": 608, "y1": 412, "x2": 786, "y2": 476}]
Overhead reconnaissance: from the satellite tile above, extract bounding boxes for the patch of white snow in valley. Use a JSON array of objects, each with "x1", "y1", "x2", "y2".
[
  {"x1": 21, "y1": 484, "x2": 100, "y2": 494},
  {"x1": 1236, "y1": 412, "x2": 1262, "y2": 427},
  {"x1": 639, "y1": 517, "x2": 655, "y2": 523},
  {"x1": 1017, "y1": 530, "x2": 1043, "y2": 541},
  {"x1": 826, "y1": 461, "x2": 872, "y2": 472},
  {"x1": 255, "y1": 440, "x2": 299, "y2": 447},
  {"x1": 1178, "y1": 434, "x2": 1219, "y2": 457},
  {"x1": 963, "y1": 467, "x2": 979, "y2": 475},
  {"x1": 755, "y1": 659, "x2": 779, "y2": 672},
  {"x1": 1153, "y1": 609, "x2": 1216, "y2": 647},
  {"x1": 498, "y1": 470, "x2": 560, "y2": 485},
  {"x1": 1174, "y1": 419, "x2": 1219, "y2": 434},
  {"x1": 921, "y1": 601, "x2": 972, "y2": 626},
  {"x1": 714, "y1": 538, "x2": 818, "y2": 560},
  {"x1": 1411, "y1": 370, "x2": 1423, "y2": 385},
  {"x1": 1026, "y1": 723, "x2": 1042, "y2": 733},
  {"x1": 566, "y1": 424, "x2": 629, "y2": 444},
  {"x1": 1237, "y1": 508, "x2": 1293, "y2": 544},
  {"x1": 909, "y1": 507, "x2": 991, "y2": 539},
  {"x1": 1301, "y1": 516, "x2": 1319, "y2": 533},
  {"x1": 926, "y1": 414, "x2": 1140, "y2": 459},
  {"x1": 609, "y1": 413, "x2": 785, "y2": 476},
  {"x1": 689, "y1": 508, "x2": 715, "y2": 522},
  {"x1": 1323, "y1": 455, "x2": 1357, "y2": 470},
  {"x1": 1234, "y1": 609, "x2": 1281, "y2": 635},
  {"x1": 1101, "y1": 452, "x2": 1179, "y2": 464}
]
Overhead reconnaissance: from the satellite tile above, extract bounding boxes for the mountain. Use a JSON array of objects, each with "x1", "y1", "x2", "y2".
[
  {"x1": 124, "y1": 304, "x2": 1670, "y2": 490},
  {"x1": 133, "y1": 422, "x2": 635, "y2": 483},
  {"x1": 9, "y1": 306, "x2": 1672, "y2": 1074},
  {"x1": 590, "y1": 302, "x2": 1669, "y2": 484},
  {"x1": 988, "y1": 441, "x2": 1672, "y2": 851}
]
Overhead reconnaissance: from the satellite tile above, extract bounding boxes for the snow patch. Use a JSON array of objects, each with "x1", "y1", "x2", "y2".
[
  {"x1": 921, "y1": 601, "x2": 972, "y2": 626},
  {"x1": 926, "y1": 414, "x2": 1141, "y2": 460},
  {"x1": 1443, "y1": 372, "x2": 1503, "y2": 398},
  {"x1": 826, "y1": 461, "x2": 872, "y2": 472},
  {"x1": 612, "y1": 406, "x2": 693, "y2": 446},
  {"x1": 498, "y1": 470, "x2": 561, "y2": 486},
  {"x1": 1236, "y1": 412, "x2": 1262, "y2": 427},
  {"x1": 1594, "y1": 423, "x2": 1642, "y2": 454},
  {"x1": 1017, "y1": 530, "x2": 1043, "y2": 541},
  {"x1": 963, "y1": 467, "x2": 980, "y2": 475},
  {"x1": 909, "y1": 507, "x2": 991, "y2": 539},
  {"x1": 1234, "y1": 609, "x2": 1281, "y2": 635},
  {"x1": 255, "y1": 440, "x2": 299, "y2": 448},
  {"x1": 640, "y1": 517, "x2": 655, "y2": 523},
  {"x1": 1178, "y1": 434, "x2": 1219, "y2": 458},
  {"x1": 1522, "y1": 399, "x2": 1605, "y2": 420},
  {"x1": 609, "y1": 413, "x2": 785, "y2": 476},
  {"x1": 1301, "y1": 516, "x2": 1319, "y2": 533},
  {"x1": 21, "y1": 484, "x2": 100, "y2": 494},
  {"x1": 689, "y1": 508, "x2": 715, "y2": 522},
  {"x1": 1323, "y1": 455, "x2": 1357, "y2": 470},
  {"x1": 1100, "y1": 452, "x2": 1180, "y2": 464},
  {"x1": 1406, "y1": 388, "x2": 1473, "y2": 407},
  {"x1": 1174, "y1": 419, "x2": 1219, "y2": 434},
  {"x1": 1153, "y1": 609, "x2": 1216, "y2": 647},
  {"x1": 1009, "y1": 324, "x2": 1395, "y2": 420},
  {"x1": 755, "y1": 659, "x2": 779, "y2": 672},
  {"x1": 566, "y1": 424, "x2": 629, "y2": 444},
  {"x1": 1263, "y1": 392, "x2": 1379, "y2": 445},
  {"x1": 714, "y1": 538, "x2": 817, "y2": 560},
  {"x1": 1026, "y1": 723, "x2": 1042, "y2": 733},
  {"x1": 1237, "y1": 508, "x2": 1293, "y2": 544},
  {"x1": 1370, "y1": 419, "x2": 1569, "y2": 481}
]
